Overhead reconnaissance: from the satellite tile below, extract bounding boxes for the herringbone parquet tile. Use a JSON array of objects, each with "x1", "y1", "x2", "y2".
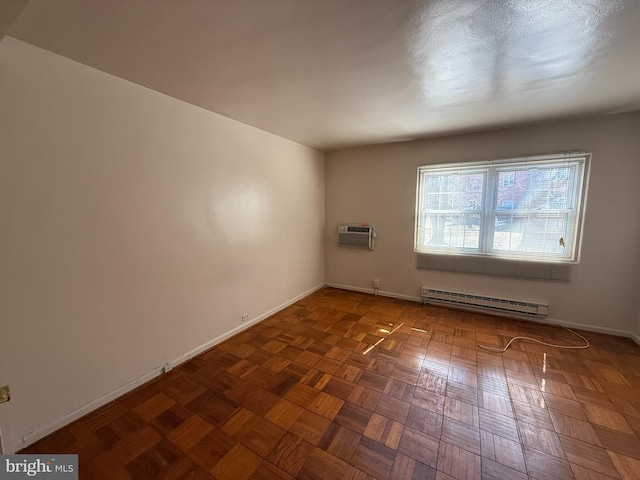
[{"x1": 22, "y1": 288, "x2": 640, "y2": 479}]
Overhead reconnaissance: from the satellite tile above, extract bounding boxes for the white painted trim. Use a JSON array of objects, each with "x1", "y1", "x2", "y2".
[
  {"x1": 325, "y1": 283, "x2": 640, "y2": 346},
  {"x1": 15, "y1": 283, "x2": 324, "y2": 451},
  {"x1": 324, "y1": 282, "x2": 373, "y2": 296},
  {"x1": 18, "y1": 368, "x2": 162, "y2": 450},
  {"x1": 531, "y1": 315, "x2": 636, "y2": 340},
  {"x1": 163, "y1": 283, "x2": 325, "y2": 371},
  {"x1": 324, "y1": 283, "x2": 422, "y2": 303}
]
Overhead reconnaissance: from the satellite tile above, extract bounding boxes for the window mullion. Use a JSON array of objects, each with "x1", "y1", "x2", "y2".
[{"x1": 481, "y1": 168, "x2": 497, "y2": 254}]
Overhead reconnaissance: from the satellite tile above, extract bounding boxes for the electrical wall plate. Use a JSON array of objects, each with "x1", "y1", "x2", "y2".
[{"x1": 0, "y1": 385, "x2": 9, "y2": 403}]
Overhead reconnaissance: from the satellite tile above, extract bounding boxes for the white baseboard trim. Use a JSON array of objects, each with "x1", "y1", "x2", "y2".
[
  {"x1": 325, "y1": 283, "x2": 640, "y2": 346},
  {"x1": 18, "y1": 367, "x2": 162, "y2": 451},
  {"x1": 324, "y1": 283, "x2": 422, "y2": 303},
  {"x1": 163, "y1": 283, "x2": 325, "y2": 371},
  {"x1": 15, "y1": 283, "x2": 324, "y2": 451},
  {"x1": 528, "y1": 315, "x2": 637, "y2": 341}
]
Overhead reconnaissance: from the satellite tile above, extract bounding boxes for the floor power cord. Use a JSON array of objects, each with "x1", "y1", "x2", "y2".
[{"x1": 477, "y1": 326, "x2": 590, "y2": 353}]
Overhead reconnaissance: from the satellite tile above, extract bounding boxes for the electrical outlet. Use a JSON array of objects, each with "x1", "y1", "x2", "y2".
[
  {"x1": 0, "y1": 385, "x2": 10, "y2": 404},
  {"x1": 373, "y1": 279, "x2": 380, "y2": 288},
  {"x1": 241, "y1": 314, "x2": 249, "y2": 322}
]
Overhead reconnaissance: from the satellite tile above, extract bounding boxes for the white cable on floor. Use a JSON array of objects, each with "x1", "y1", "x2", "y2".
[{"x1": 477, "y1": 326, "x2": 590, "y2": 353}]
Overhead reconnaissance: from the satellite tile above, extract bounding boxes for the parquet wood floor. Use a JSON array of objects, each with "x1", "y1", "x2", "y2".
[{"x1": 22, "y1": 288, "x2": 640, "y2": 479}]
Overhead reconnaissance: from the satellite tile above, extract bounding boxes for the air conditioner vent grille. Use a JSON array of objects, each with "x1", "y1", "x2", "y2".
[{"x1": 338, "y1": 223, "x2": 375, "y2": 250}]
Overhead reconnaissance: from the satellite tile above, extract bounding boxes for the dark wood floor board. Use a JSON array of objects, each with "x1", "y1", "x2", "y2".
[{"x1": 21, "y1": 288, "x2": 640, "y2": 480}]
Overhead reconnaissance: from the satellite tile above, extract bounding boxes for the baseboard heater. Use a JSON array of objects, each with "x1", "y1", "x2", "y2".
[{"x1": 420, "y1": 287, "x2": 548, "y2": 318}]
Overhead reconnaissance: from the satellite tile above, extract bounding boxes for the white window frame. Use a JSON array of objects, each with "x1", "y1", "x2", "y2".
[{"x1": 414, "y1": 153, "x2": 590, "y2": 263}]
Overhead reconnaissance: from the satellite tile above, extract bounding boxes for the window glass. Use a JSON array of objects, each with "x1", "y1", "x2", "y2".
[{"x1": 415, "y1": 154, "x2": 589, "y2": 263}]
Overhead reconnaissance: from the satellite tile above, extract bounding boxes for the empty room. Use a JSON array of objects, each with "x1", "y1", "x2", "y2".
[{"x1": 2, "y1": 1, "x2": 640, "y2": 479}]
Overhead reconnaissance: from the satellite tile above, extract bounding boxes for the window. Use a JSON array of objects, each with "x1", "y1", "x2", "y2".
[
  {"x1": 502, "y1": 173, "x2": 515, "y2": 187},
  {"x1": 414, "y1": 153, "x2": 590, "y2": 263}
]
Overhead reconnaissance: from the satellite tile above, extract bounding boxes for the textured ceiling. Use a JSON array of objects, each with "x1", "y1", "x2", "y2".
[{"x1": 7, "y1": 0, "x2": 640, "y2": 151}]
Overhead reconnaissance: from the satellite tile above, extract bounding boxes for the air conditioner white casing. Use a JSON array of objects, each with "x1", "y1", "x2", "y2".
[{"x1": 338, "y1": 224, "x2": 375, "y2": 250}]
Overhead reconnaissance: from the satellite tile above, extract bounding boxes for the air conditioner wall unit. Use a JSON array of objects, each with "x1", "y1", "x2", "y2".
[{"x1": 338, "y1": 224, "x2": 375, "y2": 250}]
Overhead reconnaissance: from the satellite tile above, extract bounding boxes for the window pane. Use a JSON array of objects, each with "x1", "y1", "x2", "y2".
[
  {"x1": 423, "y1": 173, "x2": 484, "y2": 211},
  {"x1": 415, "y1": 155, "x2": 587, "y2": 262},
  {"x1": 492, "y1": 214, "x2": 568, "y2": 256},
  {"x1": 497, "y1": 167, "x2": 571, "y2": 211},
  {"x1": 420, "y1": 214, "x2": 480, "y2": 249}
]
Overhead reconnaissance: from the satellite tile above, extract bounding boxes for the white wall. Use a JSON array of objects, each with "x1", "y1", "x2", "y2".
[
  {"x1": 0, "y1": 37, "x2": 325, "y2": 450},
  {"x1": 637, "y1": 270, "x2": 640, "y2": 340},
  {"x1": 326, "y1": 113, "x2": 640, "y2": 335}
]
